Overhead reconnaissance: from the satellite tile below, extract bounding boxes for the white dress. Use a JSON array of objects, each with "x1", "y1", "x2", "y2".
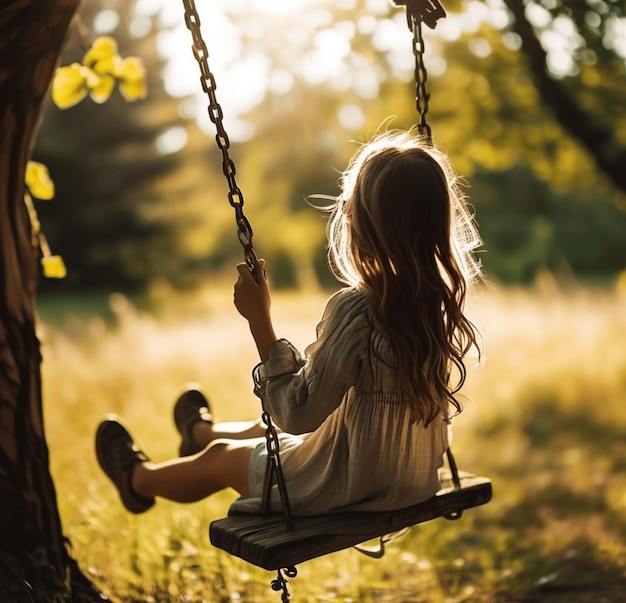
[{"x1": 230, "y1": 287, "x2": 449, "y2": 516}]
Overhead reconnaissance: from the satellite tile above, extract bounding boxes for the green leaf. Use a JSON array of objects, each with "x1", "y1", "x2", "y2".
[{"x1": 25, "y1": 161, "x2": 55, "y2": 200}]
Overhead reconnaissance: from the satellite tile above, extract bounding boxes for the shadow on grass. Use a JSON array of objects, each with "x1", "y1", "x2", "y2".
[
  {"x1": 414, "y1": 387, "x2": 626, "y2": 602},
  {"x1": 521, "y1": 395, "x2": 626, "y2": 460},
  {"x1": 520, "y1": 552, "x2": 626, "y2": 603}
]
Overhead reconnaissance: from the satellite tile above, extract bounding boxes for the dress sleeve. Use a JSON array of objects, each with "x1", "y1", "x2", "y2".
[{"x1": 253, "y1": 288, "x2": 369, "y2": 434}]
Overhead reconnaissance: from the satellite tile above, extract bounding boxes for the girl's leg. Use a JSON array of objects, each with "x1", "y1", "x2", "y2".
[
  {"x1": 133, "y1": 437, "x2": 260, "y2": 502},
  {"x1": 96, "y1": 416, "x2": 261, "y2": 513},
  {"x1": 191, "y1": 419, "x2": 265, "y2": 449},
  {"x1": 174, "y1": 387, "x2": 266, "y2": 455}
]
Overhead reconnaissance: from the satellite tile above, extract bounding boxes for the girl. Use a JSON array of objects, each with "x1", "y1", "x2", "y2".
[{"x1": 96, "y1": 128, "x2": 483, "y2": 516}]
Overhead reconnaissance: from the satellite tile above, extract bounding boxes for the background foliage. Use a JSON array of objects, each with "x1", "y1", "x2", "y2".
[{"x1": 31, "y1": 0, "x2": 626, "y2": 293}]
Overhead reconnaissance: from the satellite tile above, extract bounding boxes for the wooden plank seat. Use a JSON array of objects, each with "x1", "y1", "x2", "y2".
[{"x1": 210, "y1": 472, "x2": 492, "y2": 571}]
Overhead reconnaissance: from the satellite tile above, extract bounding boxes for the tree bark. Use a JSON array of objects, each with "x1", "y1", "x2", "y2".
[
  {"x1": 0, "y1": 1, "x2": 105, "y2": 600},
  {"x1": 502, "y1": 0, "x2": 626, "y2": 195}
]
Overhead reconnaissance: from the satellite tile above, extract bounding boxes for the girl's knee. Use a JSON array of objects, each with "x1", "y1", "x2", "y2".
[
  {"x1": 205, "y1": 438, "x2": 231, "y2": 456},
  {"x1": 204, "y1": 438, "x2": 254, "y2": 497}
]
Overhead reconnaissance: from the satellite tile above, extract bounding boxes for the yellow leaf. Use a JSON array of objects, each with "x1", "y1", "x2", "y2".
[
  {"x1": 116, "y1": 57, "x2": 147, "y2": 102},
  {"x1": 25, "y1": 161, "x2": 55, "y2": 200},
  {"x1": 82, "y1": 65, "x2": 102, "y2": 89},
  {"x1": 52, "y1": 64, "x2": 88, "y2": 109},
  {"x1": 88, "y1": 73, "x2": 116, "y2": 104},
  {"x1": 84, "y1": 36, "x2": 119, "y2": 75},
  {"x1": 41, "y1": 255, "x2": 67, "y2": 279}
]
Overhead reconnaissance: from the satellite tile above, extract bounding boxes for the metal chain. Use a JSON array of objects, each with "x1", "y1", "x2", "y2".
[
  {"x1": 270, "y1": 567, "x2": 298, "y2": 601},
  {"x1": 395, "y1": 1, "x2": 447, "y2": 142},
  {"x1": 261, "y1": 410, "x2": 294, "y2": 529},
  {"x1": 181, "y1": 0, "x2": 294, "y2": 533},
  {"x1": 181, "y1": 0, "x2": 257, "y2": 272},
  {"x1": 411, "y1": 15, "x2": 432, "y2": 142}
]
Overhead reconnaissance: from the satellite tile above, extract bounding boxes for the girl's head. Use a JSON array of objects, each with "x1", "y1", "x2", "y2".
[
  {"x1": 325, "y1": 129, "x2": 483, "y2": 424},
  {"x1": 327, "y1": 129, "x2": 482, "y2": 291}
]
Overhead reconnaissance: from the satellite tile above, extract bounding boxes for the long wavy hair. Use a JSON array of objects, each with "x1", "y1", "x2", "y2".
[{"x1": 325, "y1": 129, "x2": 483, "y2": 425}]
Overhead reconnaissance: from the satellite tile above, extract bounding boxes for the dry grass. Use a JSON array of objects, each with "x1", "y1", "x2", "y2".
[{"x1": 38, "y1": 278, "x2": 626, "y2": 602}]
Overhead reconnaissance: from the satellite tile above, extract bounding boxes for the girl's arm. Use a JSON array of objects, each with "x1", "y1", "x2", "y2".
[
  {"x1": 233, "y1": 259, "x2": 277, "y2": 362},
  {"x1": 255, "y1": 289, "x2": 369, "y2": 434}
]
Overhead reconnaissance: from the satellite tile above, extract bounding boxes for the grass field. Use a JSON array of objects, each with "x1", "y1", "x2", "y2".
[{"x1": 38, "y1": 278, "x2": 626, "y2": 602}]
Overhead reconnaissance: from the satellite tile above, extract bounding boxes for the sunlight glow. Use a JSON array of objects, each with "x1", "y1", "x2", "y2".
[
  {"x1": 353, "y1": 64, "x2": 385, "y2": 99},
  {"x1": 540, "y1": 24, "x2": 580, "y2": 78},
  {"x1": 134, "y1": 0, "x2": 419, "y2": 141},
  {"x1": 605, "y1": 16, "x2": 626, "y2": 58},
  {"x1": 94, "y1": 9, "x2": 120, "y2": 34},
  {"x1": 129, "y1": 16, "x2": 152, "y2": 39},
  {"x1": 134, "y1": 0, "x2": 558, "y2": 141},
  {"x1": 154, "y1": 126, "x2": 188, "y2": 155},
  {"x1": 469, "y1": 38, "x2": 492, "y2": 59},
  {"x1": 338, "y1": 104, "x2": 365, "y2": 130},
  {"x1": 248, "y1": 0, "x2": 316, "y2": 15},
  {"x1": 438, "y1": 18, "x2": 462, "y2": 42},
  {"x1": 365, "y1": 0, "x2": 391, "y2": 17},
  {"x1": 268, "y1": 68, "x2": 294, "y2": 95},
  {"x1": 460, "y1": 1, "x2": 487, "y2": 34},
  {"x1": 485, "y1": 0, "x2": 510, "y2": 30},
  {"x1": 525, "y1": 3, "x2": 552, "y2": 29}
]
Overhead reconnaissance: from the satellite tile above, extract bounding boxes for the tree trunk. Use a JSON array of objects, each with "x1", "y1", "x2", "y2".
[
  {"x1": 0, "y1": 1, "x2": 105, "y2": 601},
  {"x1": 502, "y1": 0, "x2": 626, "y2": 195}
]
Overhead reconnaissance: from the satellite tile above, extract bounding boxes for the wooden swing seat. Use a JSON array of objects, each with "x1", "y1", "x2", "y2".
[{"x1": 210, "y1": 470, "x2": 492, "y2": 571}]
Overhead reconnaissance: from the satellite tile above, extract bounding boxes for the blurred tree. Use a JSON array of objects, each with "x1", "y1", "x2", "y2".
[
  {"x1": 432, "y1": 0, "x2": 626, "y2": 281},
  {"x1": 34, "y1": 0, "x2": 191, "y2": 293},
  {"x1": 0, "y1": 2, "x2": 108, "y2": 601},
  {"x1": 210, "y1": 0, "x2": 626, "y2": 284},
  {"x1": 502, "y1": 0, "x2": 626, "y2": 194},
  {"x1": 26, "y1": 0, "x2": 626, "y2": 292}
]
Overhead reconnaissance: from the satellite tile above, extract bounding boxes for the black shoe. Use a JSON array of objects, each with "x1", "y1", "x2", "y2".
[
  {"x1": 173, "y1": 386, "x2": 213, "y2": 456},
  {"x1": 96, "y1": 416, "x2": 155, "y2": 514}
]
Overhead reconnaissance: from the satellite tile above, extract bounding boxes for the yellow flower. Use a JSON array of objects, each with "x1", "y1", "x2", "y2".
[
  {"x1": 115, "y1": 57, "x2": 147, "y2": 101},
  {"x1": 41, "y1": 256, "x2": 67, "y2": 279},
  {"x1": 53, "y1": 36, "x2": 147, "y2": 108},
  {"x1": 52, "y1": 63, "x2": 89, "y2": 109},
  {"x1": 25, "y1": 161, "x2": 55, "y2": 200},
  {"x1": 89, "y1": 72, "x2": 116, "y2": 104},
  {"x1": 83, "y1": 36, "x2": 119, "y2": 75}
]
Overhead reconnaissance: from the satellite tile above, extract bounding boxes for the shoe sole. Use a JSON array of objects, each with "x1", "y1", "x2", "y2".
[{"x1": 96, "y1": 417, "x2": 154, "y2": 514}]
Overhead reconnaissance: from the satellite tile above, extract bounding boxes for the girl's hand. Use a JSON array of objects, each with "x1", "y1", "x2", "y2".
[
  {"x1": 233, "y1": 258, "x2": 271, "y2": 326},
  {"x1": 234, "y1": 259, "x2": 277, "y2": 362}
]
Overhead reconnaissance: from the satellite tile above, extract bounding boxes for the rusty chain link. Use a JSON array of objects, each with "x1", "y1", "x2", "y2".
[
  {"x1": 411, "y1": 16, "x2": 432, "y2": 141},
  {"x1": 181, "y1": 0, "x2": 257, "y2": 272},
  {"x1": 395, "y1": 0, "x2": 447, "y2": 142}
]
